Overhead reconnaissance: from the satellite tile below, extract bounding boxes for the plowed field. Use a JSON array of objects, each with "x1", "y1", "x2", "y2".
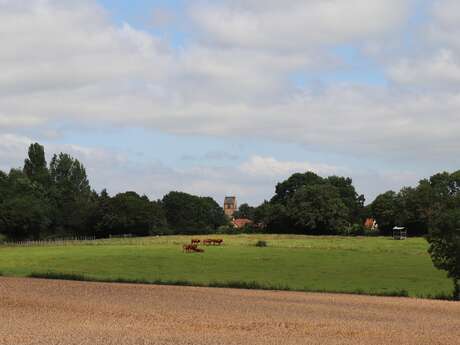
[{"x1": 0, "y1": 277, "x2": 458, "y2": 345}]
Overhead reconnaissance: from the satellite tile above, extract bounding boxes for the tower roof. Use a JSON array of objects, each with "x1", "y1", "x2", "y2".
[{"x1": 224, "y1": 196, "x2": 236, "y2": 204}]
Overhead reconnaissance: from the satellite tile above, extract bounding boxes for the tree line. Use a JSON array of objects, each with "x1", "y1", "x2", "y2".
[
  {"x1": 370, "y1": 171, "x2": 460, "y2": 236},
  {"x1": 2, "y1": 143, "x2": 459, "y2": 240},
  {"x1": 0, "y1": 143, "x2": 228, "y2": 241}
]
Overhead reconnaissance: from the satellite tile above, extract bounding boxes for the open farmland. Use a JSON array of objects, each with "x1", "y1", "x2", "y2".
[
  {"x1": 1, "y1": 277, "x2": 459, "y2": 345},
  {"x1": 0, "y1": 235, "x2": 453, "y2": 298}
]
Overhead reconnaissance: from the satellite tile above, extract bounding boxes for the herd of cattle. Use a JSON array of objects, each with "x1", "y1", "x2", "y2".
[{"x1": 182, "y1": 238, "x2": 224, "y2": 253}]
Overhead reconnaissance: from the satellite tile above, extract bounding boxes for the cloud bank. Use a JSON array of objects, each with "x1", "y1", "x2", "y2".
[{"x1": 1, "y1": 0, "x2": 460, "y2": 203}]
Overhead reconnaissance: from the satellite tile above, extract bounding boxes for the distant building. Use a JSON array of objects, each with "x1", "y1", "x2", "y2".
[
  {"x1": 223, "y1": 196, "x2": 237, "y2": 218},
  {"x1": 364, "y1": 218, "x2": 378, "y2": 231},
  {"x1": 232, "y1": 218, "x2": 253, "y2": 229}
]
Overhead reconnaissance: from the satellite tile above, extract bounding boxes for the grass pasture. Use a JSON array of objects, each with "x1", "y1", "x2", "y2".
[{"x1": 0, "y1": 235, "x2": 453, "y2": 298}]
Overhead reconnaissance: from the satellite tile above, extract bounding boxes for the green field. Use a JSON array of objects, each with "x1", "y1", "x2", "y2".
[{"x1": 0, "y1": 235, "x2": 453, "y2": 298}]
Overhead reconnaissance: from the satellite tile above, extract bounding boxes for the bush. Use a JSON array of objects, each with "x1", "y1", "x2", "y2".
[
  {"x1": 255, "y1": 240, "x2": 267, "y2": 247},
  {"x1": 216, "y1": 225, "x2": 234, "y2": 234},
  {"x1": 0, "y1": 233, "x2": 7, "y2": 244}
]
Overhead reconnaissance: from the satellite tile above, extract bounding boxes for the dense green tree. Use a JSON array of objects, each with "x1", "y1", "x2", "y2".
[
  {"x1": 198, "y1": 196, "x2": 228, "y2": 229},
  {"x1": 254, "y1": 201, "x2": 290, "y2": 233},
  {"x1": 162, "y1": 191, "x2": 227, "y2": 234},
  {"x1": 234, "y1": 203, "x2": 256, "y2": 220},
  {"x1": 286, "y1": 184, "x2": 349, "y2": 234},
  {"x1": 48, "y1": 153, "x2": 92, "y2": 235},
  {"x1": 50, "y1": 153, "x2": 90, "y2": 195},
  {"x1": 271, "y1": 172, "x2": 324, "y2": 204},
  {"x1": 95, "y1": 191, "x2": 167, "y2": 237},
  {"x1": 427, "y1": 209, "x2": 460, "y2": 300},
  {"x1": 0, "y1": 169, "x2": 51, "y2": 240},
  {"x1": 0, "y1": 170, "x2": 8, "y2": 203},
  {"x1": 23, "y1": 143, "x2": 49, "y2": 186},
  {"x1": 326, "y1": 176, "x2": 365, "y2": 223},
  {"x1": 397, "y1": 187, "x2": 430, "y2": 236},
  {"x1": 261, "y1": 171, "x2": 364, "y2": 234},
  {"x1": 371, "y1": 191, "x2": 400, "y2": 235}
]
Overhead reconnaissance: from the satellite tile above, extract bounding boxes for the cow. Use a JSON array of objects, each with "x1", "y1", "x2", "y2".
[{"x1": 183, "y1": 244, "x2": 197, "y2": 253}]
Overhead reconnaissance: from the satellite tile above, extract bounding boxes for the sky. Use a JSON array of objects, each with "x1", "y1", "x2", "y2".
[{"x1": 1, "y1": 0, "x2": 460, "y2": 205}]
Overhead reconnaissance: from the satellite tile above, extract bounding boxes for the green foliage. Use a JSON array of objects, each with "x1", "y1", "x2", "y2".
[
  {"x1": 371, "y1": 191, "x2": 399, "y2": 235},
  {"x1": 255, "y1": 171, "x2": 363, "y2": 234},
  {"x1": 48, "y1": 153, "x2": 93, "y2": 235},
  {"x1": 370, "y1": 169, "x2": 460, "y2": 299},
  {"x1": 255, "y1": 240, "x2": 267, "y2": 247},
  {"x1": 216, "y1": 225, "x2": 234, "y2": 234},
  {"x1": 326, "y1": 175, "x2": 365, "y2": 222},
  {"x1": 0, "y1": 169, "x2": 51, "y2": 240},
  {"x1": 372, "y1": 169, "x2": 460, "y2": 237},
  {"x1": 287, "y1": 184, "x2": 349, "y2": 234},
  {"x1": 272, "y1": 171, "x2": 324, "y2": 204},
  {"x1": 94, "y1": 191, "x2": 167, "y2": 237},
  {"x1": 338, "y1": 223, "x2": 366, "y2": 236},
  {"x1": 162, "y1": 191, "x2": 227, "y2": 233},
  {"x1": 427, "y1": 209, "x2": 460, "y2": 300},
  {"x1": 233, "y1": 203, "x2": 256, "y2": 220},
  {"x1": 23, "y1": 143, "x2": 50, "y2": 186}
]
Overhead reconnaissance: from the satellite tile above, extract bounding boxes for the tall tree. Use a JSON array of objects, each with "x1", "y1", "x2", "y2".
[
  {"x1": 23, "y1": 143, "x2": 49, "y2": 186},
  {"x1": 49, "y1": 153, "x2": 92, "y2": 235}
]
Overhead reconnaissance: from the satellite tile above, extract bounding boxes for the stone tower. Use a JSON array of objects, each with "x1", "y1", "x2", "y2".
[{"x1": 223, "y1": 196, "x2": 237, "y2": 218}]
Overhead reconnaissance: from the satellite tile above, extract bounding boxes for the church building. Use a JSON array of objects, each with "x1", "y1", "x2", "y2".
[{"x1": 223, "y1": 196, "x2": 237, "y2": 218}]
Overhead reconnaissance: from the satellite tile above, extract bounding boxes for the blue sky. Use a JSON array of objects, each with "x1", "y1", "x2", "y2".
[{"x1": 1, "y1": 0, "x2": 460, "y2": 205}]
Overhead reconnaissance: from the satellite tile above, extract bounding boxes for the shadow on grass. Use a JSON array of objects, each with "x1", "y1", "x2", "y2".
[{"x1": 26, "y1": 271, "x2": 435, "y2": 299}]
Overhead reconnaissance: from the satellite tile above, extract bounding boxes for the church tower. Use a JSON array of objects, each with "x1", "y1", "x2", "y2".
[{"x1": 223, "y1": 196, "x2": 237, "y2": 218}]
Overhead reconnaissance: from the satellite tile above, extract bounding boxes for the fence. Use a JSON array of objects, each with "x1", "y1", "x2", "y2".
[{"x1": 3, "y1": 236, "x2": 97, "y2": 247}]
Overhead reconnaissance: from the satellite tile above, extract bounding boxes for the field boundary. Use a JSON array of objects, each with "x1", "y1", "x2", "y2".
[{"x1": 26, "y1": 271, "x2": 423, "y2": 299}]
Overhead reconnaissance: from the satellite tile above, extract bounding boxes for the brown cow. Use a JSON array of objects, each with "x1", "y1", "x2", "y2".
[
  {"x1": 182, "y1": 244, "x2": 204, "y2": 253},
  {"x1": 182, "y1": 244, "x2": 197, "y2": 253}
]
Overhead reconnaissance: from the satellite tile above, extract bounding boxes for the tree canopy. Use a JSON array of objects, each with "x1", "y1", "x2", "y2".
[{"x1": 255, "y1": 171, "x2": 365, "y2": 234}]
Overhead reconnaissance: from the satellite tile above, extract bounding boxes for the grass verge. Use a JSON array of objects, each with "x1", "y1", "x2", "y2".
[{"x1": 28, "y1": 271, "x2": 413, "y2": 298}]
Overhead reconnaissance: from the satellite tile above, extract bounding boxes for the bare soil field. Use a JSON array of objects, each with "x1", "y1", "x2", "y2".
[{"x1": 0, "y1": 277, "x2": 459, "y2": 345}]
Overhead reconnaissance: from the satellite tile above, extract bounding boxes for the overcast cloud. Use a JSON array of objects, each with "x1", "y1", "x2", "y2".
[{"x1": 1, "y1": 0, "x2": 459, "y2": 204}]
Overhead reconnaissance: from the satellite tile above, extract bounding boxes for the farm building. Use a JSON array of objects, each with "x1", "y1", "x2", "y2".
[
  {"x1": 364, "y1": 218, "x2": 378, "y2": 231},
  {"x1": 232, "y1": 218, "x2": 253, "y2": 229},
  {"x1": 223, "y1": 196, "x2": 237, "y2": 218}
]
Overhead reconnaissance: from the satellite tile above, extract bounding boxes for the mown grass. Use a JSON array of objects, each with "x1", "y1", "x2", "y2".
[{"x1": 0, "y1": 234, "x2": 454, "y2": 299}]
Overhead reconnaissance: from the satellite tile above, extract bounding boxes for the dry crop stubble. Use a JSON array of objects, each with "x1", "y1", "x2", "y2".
[{"x1": 0, "y1": 277, "x2": 459, "y2": 345}]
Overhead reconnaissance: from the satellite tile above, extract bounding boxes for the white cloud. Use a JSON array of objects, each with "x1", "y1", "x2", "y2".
[
  {"x1": 388, "y1": 49, "x2": 460, "y2": 86},
  {"x1": 0, "y1": 134, "x2": 33, "y2": 171},
  {"x1": 1, "y1": 0, "x2": 460, "y2": 203},
  {"x1": 190, "y1": 0, "x2": 412, "y2": 50},
  {"x1": 239, "y1": 156, "x2": 344, "y2": 178},
  {"x1": 427, "y1": 0, "x2": 460, "y2": 50}
]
